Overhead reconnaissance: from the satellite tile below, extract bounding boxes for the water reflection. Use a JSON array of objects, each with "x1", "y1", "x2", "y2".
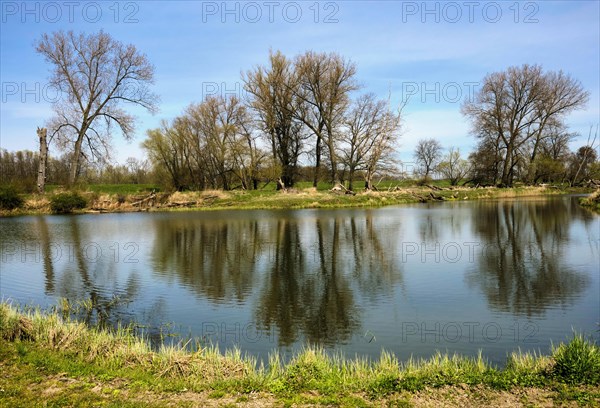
[
  {"x1": 151, "y1": 216, "x2": 261, "y2": 303},
  {"x1": 33, "y1": 216, "x2": 140, "y2": 328},
  {"x1": 150, "y1": 211, "x2": 403, "y2": 346},
  {"x1": 0, "y1": 197, "x2": 597, "y2": 360},
  {"x1": 467, "y1": 198, "x2": 591, "y2": 316}
]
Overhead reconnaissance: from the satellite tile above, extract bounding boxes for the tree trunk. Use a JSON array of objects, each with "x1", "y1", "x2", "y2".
[
  {"x1": 37, "y1": 127, "x2": 48, "y2": 194},
  {"x1": 501, "y1": 143, "x2": 514, "y2": 187},
  {"x1": 313, "y1": 136, "x2": 321, "y2": 188},
  {"x1": 69, "y1": 133, "x2": 85, "y2": 186},
  {"x1": 348, "y1": 167, "x2": 355, "y2": 191},
  {"x1": 364, "y1": 172, "x2": 373, "y2": 190}
]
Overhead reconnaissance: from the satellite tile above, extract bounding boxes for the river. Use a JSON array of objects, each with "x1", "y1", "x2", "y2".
[{"x1": 1, "y1": 195, "x2": 598, "y2": 366}]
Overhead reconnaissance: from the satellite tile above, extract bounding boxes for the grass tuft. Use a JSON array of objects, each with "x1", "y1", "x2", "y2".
[{"x1": 552, "y1": 333, "x2": 600, "y2": 385}]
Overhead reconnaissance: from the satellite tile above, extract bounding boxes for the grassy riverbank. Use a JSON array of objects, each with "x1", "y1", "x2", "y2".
[
  {"x1": 1, "y1": 183, "x2": 593, "y2": 217},
  {"x1": 580, "y1": 189, "x2": 600, "y2": 211},
  {"x1": 1, "y1": 303, "x2": 599, "y2": 407}
]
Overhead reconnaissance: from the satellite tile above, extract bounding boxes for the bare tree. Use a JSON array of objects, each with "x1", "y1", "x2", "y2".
[
  {"x1": 36, "y1": 30, "x2": 158, "y2": 185},
  {"x1": 183, "y1": 95, "x2": 261, "y2": 190},
  {"x1": 414, "y1": 138, "x2": 442, "y2": 179},
  {"x1": 143, "y1": 121, "x2": 196, "y2": 191},
  {"x1": 144, "y1": 96, "x2": 265, "y2": 191},
  {"x1": 437, "y1": 147, "x2": 471, "y2": 185},
  {"x1": 294, "y1": 51, "x2": 358, "y2": 186},
  {"x1": 340, "y1": 93, "x2": 402, "y2": 190},
  {"x1": 462, "y1": 64, "x2": 588, "y2": 186},
  {"x1": 243, "y1": 50, "x2": 304, "y2": 188}
]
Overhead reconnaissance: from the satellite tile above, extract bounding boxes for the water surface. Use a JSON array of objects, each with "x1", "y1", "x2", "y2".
[{"x1": 1, "y1": 195, "x2": 598, "y2": 365}]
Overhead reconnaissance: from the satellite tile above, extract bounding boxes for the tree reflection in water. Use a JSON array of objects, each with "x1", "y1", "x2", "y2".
[
  {"x1": 151, "y1": 211, "x2": 403, "y2": 347},
  {"x1": 35, "y1": 216, "x2": 141, "y2": 329},
  {"x1": 467, "y1": 198, "x2": 590, "y2": 316}
]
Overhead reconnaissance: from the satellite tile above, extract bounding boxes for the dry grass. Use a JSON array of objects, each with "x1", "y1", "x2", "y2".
[{"x1": 23, "y1": 196, "x2": 51, "y2": 212}]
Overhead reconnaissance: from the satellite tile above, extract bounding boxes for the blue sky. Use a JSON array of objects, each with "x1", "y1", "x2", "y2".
[{"x1": 1, "y1": 0, "x2": 599, "y2": 164}]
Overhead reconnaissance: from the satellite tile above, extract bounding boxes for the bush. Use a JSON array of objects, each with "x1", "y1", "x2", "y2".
[
  {"x1": 552, "y1": 333, "x2": 600, "y2": 384},
  {"x1": 50, "y1": 192, "x2": 87, "y2": 214},
  {"x1": 0, "y1": 186, "x2": 24, "y2": 210}
]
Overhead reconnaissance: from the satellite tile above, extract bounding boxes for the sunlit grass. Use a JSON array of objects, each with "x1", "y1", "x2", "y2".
[{"x1": 1, "y1": 302, "x2": 599, "y2": 406}]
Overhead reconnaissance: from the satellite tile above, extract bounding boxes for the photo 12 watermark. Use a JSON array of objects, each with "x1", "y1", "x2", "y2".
[
  {"x1": 201, "y1": 81, "x2": 249, "y2": 100},
  {"x1": 401, "y1": 81, "x2": 480, "y2": 104},
  {"x1": 1, "y1": 81, "x2": 144, "y2": 104},
  {"x1": 1, "y1": 1, "x2": 141, "y2": 24},
  {"x1": 400, "y1": 1, "x2": 540, "y2": 24},
  {"x1": 400, "y1": 320, "x2": 540, "y2": 344},
  {"x1": 200, "y1": 321, "x2": 276, "y2": 344},
  {"x1": 1, "y1": 241, "x2": 140, "y2": 264},
  {"x1": 2, "y1": 82, "x2": 61, "y2": 104},
  {"x1": 200, "y1": 1, "x2": 340, "y2": 24}
]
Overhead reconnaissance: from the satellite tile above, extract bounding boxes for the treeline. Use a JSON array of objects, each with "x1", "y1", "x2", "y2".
[
  {"x1": 0, "y1": 149, "x2": 154, "y2": 190},
  {"x1": 413, "y1": 136, "x2": 599, "y2": 188},
  {"x1": 2, "y1": 37, "x2": 599, "y2": 192},
  {"x1": 142, "y1": 59, "x2": 597, "y2": 190},
  {"x1": 143, "y1": 50, "x2": 401, "y2": 191}
]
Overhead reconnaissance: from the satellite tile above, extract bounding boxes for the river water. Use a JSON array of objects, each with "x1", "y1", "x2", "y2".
[{"x1": 1, "y1": 195, "x2": 598, "y2": 365}]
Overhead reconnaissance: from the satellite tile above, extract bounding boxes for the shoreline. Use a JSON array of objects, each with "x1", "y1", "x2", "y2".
[
  {"x1": 1, "y1": 185, "x2": 594, "y2": 218},
  {"x1": 1, "y1": 303, "x2": 598, "y2": 407}
]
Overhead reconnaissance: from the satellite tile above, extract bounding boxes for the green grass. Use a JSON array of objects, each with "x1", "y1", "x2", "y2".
[
  {"x1": 41, "y1": 184, "x2": 160, "y2": 194},
  {"x1": 1, "y1": 302, "x2": 598, "y2": 407},
  {"x1": 552, "y1": 333, "x2": 600, "y2": 384},
  {"x1": 85, "y1": 184, "x2": 161, "y2": 194}
]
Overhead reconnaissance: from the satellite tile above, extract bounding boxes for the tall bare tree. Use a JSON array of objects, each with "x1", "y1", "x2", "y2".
[
  {"x1": 36, "y1": 30, "x2": 158, "y2": 185},
  {"x1": 414, "y1": 138, "x2": 442, "y2": 179},
  {"x1": 462, "y1": 64, "x2": 588, "y2": 186},
  {"x1": 294, "y1": 51, "x2": 358, "y2": 186},
  {"x1": 243, "y1": 50, "x2": 304, "y2": 188}
]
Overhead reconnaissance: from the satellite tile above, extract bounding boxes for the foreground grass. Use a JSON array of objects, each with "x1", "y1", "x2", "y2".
[{"x1": 1, "y1": 303, "x2": 599, "y2": 407}]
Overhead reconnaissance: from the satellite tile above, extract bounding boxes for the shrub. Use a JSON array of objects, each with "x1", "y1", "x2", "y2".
[
  {"x1": 552, "y1": 333, "x2": 600, "y2": 384},
  {"x1": 0, "y1": 186, "x2": 24, "y2": 210},
  {"x1": 50, "y1": 192, "x2": 87, "y2": 214}
]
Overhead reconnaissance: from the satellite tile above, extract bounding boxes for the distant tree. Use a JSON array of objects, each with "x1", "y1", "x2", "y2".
[
  {"x1": 36, "y1": 30, "x2": 158, "y2": 185},
  {"x1": 125, "y1": 157, "x2": 149, "y2": 184},
  {"x1": 568, "y1": 146, "x2": 599, "y2": 185},
  {"x1": 568, "y1": 126, "x2": 599, "y2": 186},
  {"x1": 468, "y1": 139, "x2": 499, "y2": 185},
  {"x1": 529, "y1": 124, "x2": 574, "y2": 183},
  {"x1": 414, "y1": 138, "x2": 442, "y2": 179},
  {"x1": 143, "y1": 121, "x2": 195, "y2": 191},
  {"x1": 0, "y1": 149, "x2": 39, "y2": 190},
  {"x1": 437, "y1": 147, "x2": 471, "y2": 186},
  {"x1": 340, "y1": 93, "x2": 401, "y2": 190},
  {"x1": 462, "y1": 64, "x2": 588, "y2": 186},
  {"x1": 143, "y1": 96, "x2": 265, "y2": 191}
]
